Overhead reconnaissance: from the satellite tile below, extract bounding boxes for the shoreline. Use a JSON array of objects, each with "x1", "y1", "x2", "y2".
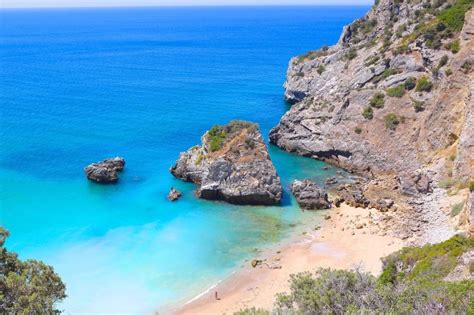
[{"x1": 168, "y1": 202, "x2": 404, "y2": 315}]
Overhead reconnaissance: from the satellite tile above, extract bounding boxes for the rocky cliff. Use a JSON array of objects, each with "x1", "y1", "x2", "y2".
[
  {"x1": 271, "y1": 0, "x2": 474, "y2": 242},
  {"x1": 171, "y1": 120, "x2": 282, "y2": 205}
]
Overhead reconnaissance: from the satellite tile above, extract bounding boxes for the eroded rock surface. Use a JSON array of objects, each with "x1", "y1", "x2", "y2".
[
  {"x1": 171, "y1": 121, "x2": 282, "y2": 205},
  {"x1": 290, "y1": 179, "x2": 331, "y2": 210},
  {"x1": 84, "y1": 157, "x2": 125, "y2": 184},
  {"x1": 270, "y1": 1, "x2": 474, "y2": 244}
]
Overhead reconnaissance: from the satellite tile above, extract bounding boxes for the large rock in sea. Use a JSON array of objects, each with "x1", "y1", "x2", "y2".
[
  {"x1": 290, "y1": 179, "x2": 331, "y2": 210},
  {"x1": 84, "y1": 157, "x2": 125, "y2": 184},
  {"x1": 170, "y1": 120, "x2": 282, "y2": 205}
]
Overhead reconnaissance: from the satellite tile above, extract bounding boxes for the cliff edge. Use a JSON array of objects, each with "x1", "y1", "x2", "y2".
[{"x1": 271, "y1": 0, "x2": 474, "y2": 243}]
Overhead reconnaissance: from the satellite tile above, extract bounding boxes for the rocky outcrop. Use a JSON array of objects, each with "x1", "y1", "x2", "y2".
[
  {"x1": 335, "y1": 183, "x2": 370, "y2": 209},
  {"x1": 171, "y1": 120, "x2": 282, "y2": 205},
  {"x1": 84, "y1": 157, "x2": 125, "y2": 184},
  {"x1": 398, "y1": 172, "x2": 432, "y2": 196},
  {"x1": 270, "y1": 1, "x2": 474, "y2": 243},
  {"x1": 271, "y1": 2, "x2": 473, "y2": 184},
  {"x1": 168, "y1": 187, "x2": 182, "y2": 201},
  {"x1": 290, "y1": 180, "x2": 331, "y2": 210}
]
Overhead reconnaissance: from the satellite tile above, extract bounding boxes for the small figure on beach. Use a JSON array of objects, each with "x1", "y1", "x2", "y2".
[{"x1": 215, "y1": 291, "x2": 220, "y2": 300}]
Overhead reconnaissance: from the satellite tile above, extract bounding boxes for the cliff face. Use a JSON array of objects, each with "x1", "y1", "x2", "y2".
[
  {"x1": 271, "y1": 0, "x2": 474, "y2": 241},
  {"x1": 272, "y1": 0, "x2": 473, "y2": 179},
  {"x1": 171, "y1": 121, "x2": 282, "y2": 205}
]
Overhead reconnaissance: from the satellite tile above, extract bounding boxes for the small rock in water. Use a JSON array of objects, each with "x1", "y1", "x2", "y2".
[
  {"x1": 84, "y1": 157, "x2": 125, "y2": 184},
  {"x1": 167, "y1": 187, "x2": 182, "y2": 201},
  {"x1": 325, "y1": 177, "x2": 338, "y2": 185}
]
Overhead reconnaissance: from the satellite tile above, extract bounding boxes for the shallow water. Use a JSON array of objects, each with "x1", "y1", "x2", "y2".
[{"x1": 0, "y1": 6, "x2": 368, "y2": 313}]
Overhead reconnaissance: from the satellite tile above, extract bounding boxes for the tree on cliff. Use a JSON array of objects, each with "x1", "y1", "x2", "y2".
[{"x1": 0, "y1": 227, "x2": 66, "y2": 314}]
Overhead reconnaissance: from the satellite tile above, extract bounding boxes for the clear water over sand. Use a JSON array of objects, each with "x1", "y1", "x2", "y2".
[{"x1": 0, "y1": 6, "x2": 368, "y2": 313}]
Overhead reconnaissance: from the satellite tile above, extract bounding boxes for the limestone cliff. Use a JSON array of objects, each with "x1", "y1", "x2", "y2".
[
  {"x1": 171, "y1": 121, "x2": 282, "y2": 205},
  {"x1": 271, "y1": 0, "x2": 474, "y2": 242}
]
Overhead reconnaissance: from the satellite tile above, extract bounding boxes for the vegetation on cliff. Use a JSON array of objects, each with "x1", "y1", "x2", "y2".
[
  {"x1": 236, "y1": 235, "x2": 474, "y2": 315},
  {"x1": 207, "y1": 120, "x2": 258, "y2": 152},
  {"x1": 0, "y1": 227, "x2": 66, "y2": 314}
]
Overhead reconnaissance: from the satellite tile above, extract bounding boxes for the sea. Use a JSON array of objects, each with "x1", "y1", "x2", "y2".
[{"x1": 0, "y1": 5, "x2": 368, "y2": 314}]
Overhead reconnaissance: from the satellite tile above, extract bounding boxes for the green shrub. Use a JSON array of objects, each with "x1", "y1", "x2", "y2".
[
  {"x1": 394, "y1": 44, "x2": 411, "y2": 55},
  {"x1": 207, "y1": 120, "x2": 257, "y2": 152},
  {"x1": 346, "y1": 48, "x2": 357, "y2": 60},
  {"x1": 446, "y1": 39, "x2": 461, "y2": 53},
  {"x1": 362, "y1": 106, "x2": 373, "y2": 120},
  {"x1": 208, "y1": 126, "x2": 227, "y2": 152},
  {"x1": 296, "y1": 49, "x2": 329, "y2": 64},
  {"x1": 241, "y1": 236, "x2": 474, "y2": 315},
  {"x1": 370, "y1": 93, "x2": 385, "y2": 108},
  {"x1": 439, "y1": 177, "x2": 457, "y2": 189},
  {"x1": 413, "y1": 100, "x2": 425, "y2": 112},
  {"x1": 445, "y1": 68, "x2": 453, "y2": 76},
  {"x1": 0, "y1": 227, "x2": 67, "y2": 314},
  {"x1": 438, "y1": 55, "x2": 449, "y2": 68},
  {"x1": 354, "y1": 127, "x2": 362, "y2": 134},
  {"x1": 381, "y1": 235, "x2": 474, "y2": 283},
  {"x1": 384, "y1": 113, "x2": 400, "y2": 130},
  {"x1": 234, "y1": 307, "x2": 270, "y2": 315},
  {"x1": 450, "y1": 202, "x2": 464, "y2": 217},
  {"x1": 377, "y1": 68, "x2": 399, "y2": 82},
  {"x1": 416, "y1": 76, "x2": 433, "y2": 92},
  {"x1": 317, "y1": 64, "x2": 326, "y2": 75},
  {"x1": 470, "y1": 181, "x2": 474, "y2": 192},
  {"x1": 438, "y1": 0, "x2": 473, "y2": 32},
  {"x1": 404, "y1": 77, "x2": 417, "y2": 90},
  {"x1": 461, "y1": 61, "x2": 472, "y2": 74},
  {"x1": 364, "y1": 55, "x2": 380, "y2": 67},
  {"x1": 386, "y1": 84, "x2": 405, "y2": 98}
]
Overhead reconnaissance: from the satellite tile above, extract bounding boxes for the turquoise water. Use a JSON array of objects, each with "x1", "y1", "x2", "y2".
[{"x1": 0, "y1": 6, "x2": 368, "y2": 313}]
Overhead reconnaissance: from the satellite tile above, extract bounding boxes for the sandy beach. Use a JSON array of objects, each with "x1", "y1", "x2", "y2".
[{"x1": 172, "y1": 203, "x2": 403, "y2": 314}]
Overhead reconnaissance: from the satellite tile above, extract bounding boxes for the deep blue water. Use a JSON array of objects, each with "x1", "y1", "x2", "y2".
[{"x1": 0, "y1": 6, "x2": 368, "y2": 314}]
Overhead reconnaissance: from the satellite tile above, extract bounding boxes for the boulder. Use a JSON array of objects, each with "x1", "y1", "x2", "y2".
[
  {"x1": 170, "y1": 120, "x2": 282, "y2": 206},
  {"x1": 399, "y1": 172, "x2": 432, "y2": 195},
  {"x1": 290, "y1": 179, "x2": 331, "y2": 210},
  {"x1": 337, "y1": 184, "x2": 370, "y2": 208},
  {"x1": 167, "y1": 187, "x2": 182, "y2": 201},
  {"x1": 84, "y1": 157, "x2": 125, "y2": 184}
]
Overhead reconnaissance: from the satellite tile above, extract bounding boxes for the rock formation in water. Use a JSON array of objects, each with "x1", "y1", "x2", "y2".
[
  {"x1": 171, "y1": 120, "x2": 282, "y2": 205},
  {"x1": 168, "y1": 187, "x2": 182, "y2": 201},
  {"x1": 290, "y1": 179, "x2": 331, "y2": 210},
  {"x1": 84, "y1": 157, "x2": 125, "y2": 184},
  {"x1": 270, "y1": 0, "x2": 474, "y2": 242}
]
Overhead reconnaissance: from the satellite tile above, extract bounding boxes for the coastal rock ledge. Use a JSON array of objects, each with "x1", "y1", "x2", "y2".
[
  {"x1": 84, "y1": 157, "x2": 125, "y2": 184},
  {"x1": 170, "y1": 120, "x2": 282, "y2": 205},
  {"x1": 290, "y1": 179, "x2": 331, "y2": 210}
]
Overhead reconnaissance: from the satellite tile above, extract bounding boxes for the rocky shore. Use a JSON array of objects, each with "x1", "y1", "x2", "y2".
[
  {"x1": 166, "y1": 2, "x2": 474, "y2": 314},
  {"x1": 171, "y1": 120, "x2": 282, "y2": 205},
  {"x1": 270, "y1": 1, "x2": 474, "y2": 244}
]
